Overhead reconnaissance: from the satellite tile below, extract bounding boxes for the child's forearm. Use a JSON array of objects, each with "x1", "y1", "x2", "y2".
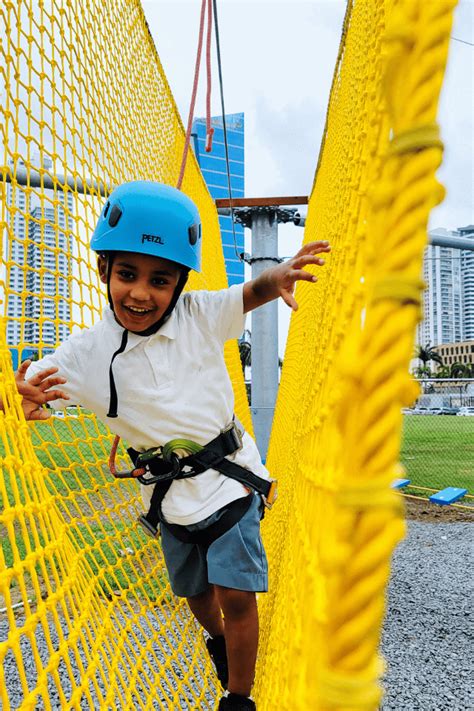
[{"x1": 243, "y1": 268, "x2": 280, "y2": 313}]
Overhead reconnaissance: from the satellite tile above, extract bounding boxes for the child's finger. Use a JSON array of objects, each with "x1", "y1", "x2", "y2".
[
  {"x1": 293, "y1": 269, "x2": 318, "y2": 283},
  {"x1": 293, "y1": 255, "x2": 326, "y2": 268},
  {"x1": 281, "y1": 290, "x2": 298, "y2": 310},
  {"x1": 43, "y1": 389, "x2": 70, "y2": 402},
  {"x1": 15, "y1": 360, "x2": 31, "y2": 381},
  {"x1": 38, "y1": 376, "x2": 67, "y2": 392},
  {"x1": 295, "y1": 241, "x2": 330, "y2": 257},
  {"x1": 26, "y1": 366, "x2": 60, "y2": 386},
  {"x1": 28, "y1": 407, "x2": 52, "y2": 421}
]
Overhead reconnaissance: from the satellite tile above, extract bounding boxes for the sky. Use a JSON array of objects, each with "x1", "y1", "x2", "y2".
[{"x1": 142, "y1": 0, "x2": 474, "y2": 354}]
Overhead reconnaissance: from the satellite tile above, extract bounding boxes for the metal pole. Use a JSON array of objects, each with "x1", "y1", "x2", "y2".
[
  {"x1": 3, "y1": 165, "x2": 110, "y2": 196},
  {"x1": 428, "y1": 233, "x2": 474, "y2": 250},
  {"x1": 250, "y1": 210, "x2": 279, "y2": 461}
]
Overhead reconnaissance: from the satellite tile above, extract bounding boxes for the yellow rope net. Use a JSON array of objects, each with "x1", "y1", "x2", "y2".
[{"x1": 0, "y1": 0, "x2": 455, "y2": 709}]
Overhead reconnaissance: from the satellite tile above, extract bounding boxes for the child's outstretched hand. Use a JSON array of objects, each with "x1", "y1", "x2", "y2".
[
  {"x1": 14, "y1": 360, "x2": 70, "y2": 420},
  {"x1": 243, "y1": 240, "x2": 331, "y2": 313},
  {"x1": 272, "y1": 240, "x2": 330, "y2": 310}
]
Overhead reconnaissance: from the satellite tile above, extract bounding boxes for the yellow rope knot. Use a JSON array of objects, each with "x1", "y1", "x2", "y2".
[
  {"x1": 319, "y1": 656, "x2": 385, "y2": 707},
  {"x1": 338, "y1": 480, "x2": 404, "y2": 512},
  {"x1": 389, "y1": 123, "x2": 443, "y2": 156},
  {"x1": 372, "y1": 276, "x2": 425, "y2": 306}
]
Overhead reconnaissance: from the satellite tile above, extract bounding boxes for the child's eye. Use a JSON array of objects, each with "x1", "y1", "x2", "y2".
[
  {"x1": 118, "y1": 270, "x2": 135, "y2": 280},
  {"x1": 152, "y1": 278, "x2": 167, "y2": 286}
]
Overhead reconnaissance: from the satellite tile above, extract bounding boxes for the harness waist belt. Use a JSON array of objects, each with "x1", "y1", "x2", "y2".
[
  {"x1": 128, "y1": 423, "x2": 275, "y2": 501},
  {"x1": 128, "y1": 421, "x2": 278, "y2": 538}
]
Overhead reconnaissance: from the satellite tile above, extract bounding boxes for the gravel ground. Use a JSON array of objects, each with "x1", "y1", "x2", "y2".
[
  {"x1": 381, "y1": 519, "x2": 473, "y2": 711},
  {"x1": 2, "y1": 503, "x2": 472, "y2": 710}
]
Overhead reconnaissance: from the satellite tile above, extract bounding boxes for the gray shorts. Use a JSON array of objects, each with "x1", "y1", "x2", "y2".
[{"x1": 160, "y1": 494, "x2": 268, "y2": 598}]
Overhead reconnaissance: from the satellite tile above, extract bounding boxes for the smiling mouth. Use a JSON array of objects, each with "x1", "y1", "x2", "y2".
[{"x1": 123, "y1": 305, "x2": 155, "y2": 316}]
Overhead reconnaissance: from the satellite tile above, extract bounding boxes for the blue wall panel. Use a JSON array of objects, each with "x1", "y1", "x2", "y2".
[{"x1": 193, "y1": 113, "x2": 245, "y2": 285}]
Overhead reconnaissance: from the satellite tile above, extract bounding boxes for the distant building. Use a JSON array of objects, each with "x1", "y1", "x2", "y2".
[
  {"x1": 4, "y1": 157, "x2": 73, "y2": 368},
  {"x1": 192, "y1": 112, "x2": 245, "y2": 285},
  {"x1": 459, "y1": 225, "x2": 474, "y2": 339},
  {"x1": 433, "y1": 340, "x2": 474, "y2": 368},
  {"x1": 417, "y1": 225, "x2": 474, "y2": 348}
]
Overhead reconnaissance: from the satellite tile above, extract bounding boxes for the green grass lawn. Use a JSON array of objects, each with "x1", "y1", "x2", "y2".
[{"x1": 400, "y1": 415, "x2": 473, "y2": 494}]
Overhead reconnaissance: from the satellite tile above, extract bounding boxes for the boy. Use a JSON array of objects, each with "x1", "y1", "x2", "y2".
[{"x1": 21, "y1": 181, "x2": 330, "y2": 710}]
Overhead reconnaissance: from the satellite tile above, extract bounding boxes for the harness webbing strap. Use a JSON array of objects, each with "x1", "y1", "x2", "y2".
[
  {"x1": 107, "y1": 329, "x2": 129, "y2": 418},
  {"x1": 191, "y1": 451, "x2": 272, "y2": 497},
  {"x1": 137, "y1": 475, "x2": 172, "y2": 536},
  {"x1": 161, "y1": 494, "x2": 253, "y2": 546}
]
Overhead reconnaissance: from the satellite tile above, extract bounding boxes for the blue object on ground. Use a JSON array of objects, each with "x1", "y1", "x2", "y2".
[
  {"x1": 429, "y1": 487, "x2": 468, "y2": 505},
  {"x1": 391, "y1": 478, "x2": 411, "y2": 489}
]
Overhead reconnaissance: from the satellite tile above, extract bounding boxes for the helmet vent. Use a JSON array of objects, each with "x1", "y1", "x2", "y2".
[
  {"x1": 103, "y1": 201, "x2": 110, "y2": 218},
  {"x1": 108, "y1": 205, "x2": 122, "y2": 227},
  {"x1": 188, "y1": 223, "x2": 200, "y2": 246}
]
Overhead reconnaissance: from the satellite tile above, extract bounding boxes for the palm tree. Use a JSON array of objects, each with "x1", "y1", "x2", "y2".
[
  {"x1": 435, "y1": 365, "x2": 451, "y2": 379},
  {"x1": 414, "y1": 365, "x2": 432, "y2": 379},
  {"x1": 450, "y1": 362, "x2": 471, "y2": 378},
  {"x1": 414, "y1": 343, "x2": 443, "y2": 373}
]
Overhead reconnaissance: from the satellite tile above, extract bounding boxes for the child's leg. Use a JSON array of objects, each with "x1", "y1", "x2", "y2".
[
  {"x1": 215, "y1": 586, "x2": 258, "y2": 697},
  {"x1": 187, "y1": 585, "x2": 225, "y2": 637}
]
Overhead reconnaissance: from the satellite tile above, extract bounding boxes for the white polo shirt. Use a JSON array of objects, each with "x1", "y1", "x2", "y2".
[{"x1": 27, "y1": 284, "x2": 270, "y2": 525}]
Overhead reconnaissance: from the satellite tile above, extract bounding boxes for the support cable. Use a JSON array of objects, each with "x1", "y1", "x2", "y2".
[{"x1": 212, "y1": 0, "x2": 242, "y2": 262}]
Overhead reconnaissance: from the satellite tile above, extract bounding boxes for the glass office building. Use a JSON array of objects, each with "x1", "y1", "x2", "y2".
[{"x1": 192, "y1": 112, "x2": 245, "y2": 285}]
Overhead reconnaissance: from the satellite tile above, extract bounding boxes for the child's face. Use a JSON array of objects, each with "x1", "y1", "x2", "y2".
[{"x1": 99, "y1": 252, "x2": 181, "y2": 332}]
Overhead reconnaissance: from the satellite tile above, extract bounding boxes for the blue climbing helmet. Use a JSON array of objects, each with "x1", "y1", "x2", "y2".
[{"x1": 90, "y1": 181, "x2": 202, "y2": 272}]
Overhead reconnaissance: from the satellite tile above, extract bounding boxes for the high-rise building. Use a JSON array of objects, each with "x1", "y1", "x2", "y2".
[
  {"x1": 192, "y1": 112, "x2": 245, "y2": 285},
  {"x1": 459, "y1": 225, "x2": 474, "y2": 340},
  {"x1": 4, "y1": 158, "x2": 73, "y2": 368},
  {"x1": 418, "y1": 225, "x2": 474, "y2": 348}
]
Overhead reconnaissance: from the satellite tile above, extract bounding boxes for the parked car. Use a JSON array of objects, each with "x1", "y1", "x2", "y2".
[
  {"x1": 457, "y1": 406, "x2": 474, "y2": 416},
  {"x1": 437, "y1": 407, "x2": 459, "y2": 415}
]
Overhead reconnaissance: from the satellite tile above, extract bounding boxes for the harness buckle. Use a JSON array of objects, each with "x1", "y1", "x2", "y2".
[
  {"x1": 222, "y1": 421, "x2": 243, "y2": 453},
  {"x1": 136, "y1": 447, "x2": 162, "y2": 465},
  {"x1": 137, "y1": 514, "x2": 160, "y2": 538},
  {"x1": 263, "y1": 479, "x2": 278, "y2": 509}
]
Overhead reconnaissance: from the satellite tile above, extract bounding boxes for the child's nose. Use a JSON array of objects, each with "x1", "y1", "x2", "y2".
[{"x1": 129, "y1": 282, "x2": 151, "y2": 300}]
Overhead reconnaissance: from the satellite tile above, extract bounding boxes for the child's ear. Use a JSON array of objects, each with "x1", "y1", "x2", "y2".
[{"x1": 97, "y1": 255, "x2": 108, "y2": 284}]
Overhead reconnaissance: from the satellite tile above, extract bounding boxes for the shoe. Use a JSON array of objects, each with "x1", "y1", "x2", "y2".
[
  {"x1": 206, "y1": 634, "x2": 228, "y2": 689},
  {"x1": 218, "y1": 693, "x2": 256, "y2": 710}
]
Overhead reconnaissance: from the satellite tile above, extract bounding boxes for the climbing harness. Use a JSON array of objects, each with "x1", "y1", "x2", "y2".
[{"x1": 108, "y1": 420, "x2": 278, "y2": 539}]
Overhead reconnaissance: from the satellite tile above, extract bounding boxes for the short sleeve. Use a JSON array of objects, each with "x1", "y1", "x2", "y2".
[
  {"x1": 184, "y1": 284, "x2": 246, "y2": 344},
  {"x1": 25, "y1": 335, "x2": 83, "y2": 409}
]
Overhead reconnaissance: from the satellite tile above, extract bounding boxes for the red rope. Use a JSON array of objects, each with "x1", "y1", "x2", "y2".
[
  {"x1": 177, "y1": 0, "x2": 214, "y2": 188},
  {"x1": 205, "y1": 0, "x2": 214, "y2": 153},
  {"x1": 109, "y1": 434, "x2": 121, "y2": 477}
]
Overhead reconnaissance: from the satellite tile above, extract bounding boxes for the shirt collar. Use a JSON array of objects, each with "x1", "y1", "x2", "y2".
[{"x1": 103, "y1": 305, "x2": 178, "y2": 343}]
